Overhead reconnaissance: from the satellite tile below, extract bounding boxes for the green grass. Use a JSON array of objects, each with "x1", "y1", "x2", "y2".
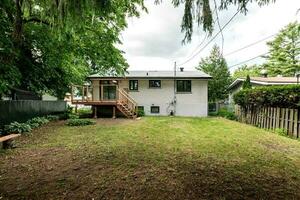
[{"x1": 1, "y1": 117, "x2": 300, "y2": 199}]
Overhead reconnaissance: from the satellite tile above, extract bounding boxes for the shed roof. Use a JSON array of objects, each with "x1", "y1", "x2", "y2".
[{"x1": 228, "y1": 77, "x2": 299, "y2": 90}]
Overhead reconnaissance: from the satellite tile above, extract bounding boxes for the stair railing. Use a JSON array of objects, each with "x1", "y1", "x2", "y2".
[{"x1": 117, "y1": 89, "x2": 137, "y2": 114}]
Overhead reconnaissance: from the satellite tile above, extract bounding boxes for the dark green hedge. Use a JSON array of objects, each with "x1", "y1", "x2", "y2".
[{"x1": 233, "y1": 85, "x2": 300, "y2": 108}]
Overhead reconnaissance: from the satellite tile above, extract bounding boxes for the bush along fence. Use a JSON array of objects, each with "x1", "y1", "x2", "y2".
[
  {"x1": 235, "y1": 106, "x2": 300, "y2": 138},
  {"x1": 233, "y1": 85, "x2": 300, "y2": 138}
]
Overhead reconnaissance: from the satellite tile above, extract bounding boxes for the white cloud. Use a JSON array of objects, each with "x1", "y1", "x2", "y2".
[{"x1": 120, "y1": 0, "x2": 300, "y2": 72}]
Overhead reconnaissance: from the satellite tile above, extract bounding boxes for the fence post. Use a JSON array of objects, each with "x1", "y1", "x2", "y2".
[
  {"x1": 285, "y1": 109, "x2": 289, "y2": 135},
  {"x1": 293, "y1": 109, "x2": 298, "y2": 138},
  {"x1": 276, "y1": 108, "x2": 280, "y2": 129},
  {"x1": 280, "y1": 108, "x2": 285, "y2": 129},
  {"x1": 289, "y1": 109, "x2": 294, "y2": 136}
]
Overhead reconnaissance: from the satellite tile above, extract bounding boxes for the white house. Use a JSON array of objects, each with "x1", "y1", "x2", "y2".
[{"x1": 71, "y1": 69, "x2": 211, "y2": 118}]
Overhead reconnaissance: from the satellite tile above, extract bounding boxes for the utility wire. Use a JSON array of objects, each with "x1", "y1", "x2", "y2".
[
  {"x1": 224, "y1": 34, "x2": 276, "y2": 56},
  {"x1": 228, "y1": 52, "x2": 269, "y2": 69},
  {"x1": 177, "y1": 9, "x2": 240, "y2": 67},
  {"x1": 213, "y1": 0, "x2": 224, "y2": 55}
]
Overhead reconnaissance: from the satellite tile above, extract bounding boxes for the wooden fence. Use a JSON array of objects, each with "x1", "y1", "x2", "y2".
[
  {"x1": 235, "y1": 105, "x2": 300, "y2": 138},
  {"x1": 0, "y1": 100, "x2": 67, "y2": 127}
]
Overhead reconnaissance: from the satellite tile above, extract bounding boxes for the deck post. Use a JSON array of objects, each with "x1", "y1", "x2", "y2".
[
  {"x1": 113, "y1": 106, "x2": 116, "y2": 119},
  {"x1": 94, "y1": 106, "x2": 98, "y2": 119},
  {"x1": 75, "y1": 104, "x2": 78, "y2": 113}
]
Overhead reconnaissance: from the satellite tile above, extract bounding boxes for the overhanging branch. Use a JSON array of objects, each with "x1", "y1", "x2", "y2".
[{"x1": 24, "y1": 17, "x2": 50, "y2": 25}]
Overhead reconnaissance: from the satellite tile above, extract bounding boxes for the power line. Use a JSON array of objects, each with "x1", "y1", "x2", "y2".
[
  {"x1": 224, "y1": 34, "x2": 276, "y2": 56},
  {"x1": 228, "y1": 52, "x2": 269, "y2": 69},
  {"x1": 213, "y1": 0, "x2": 224, "y2": 55},
  {"x1": 182, "y1": 8, "x2": 217, "y2": 61},
  {"x1": 177, "y1": 9, "x2": 240, "y2": 67}
]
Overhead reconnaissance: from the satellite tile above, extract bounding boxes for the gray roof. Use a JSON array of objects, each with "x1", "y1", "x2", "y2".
[
  {"x1": 88, "y1": 70, "x2": 212, "y2": 79},
  {"x1": 228, "y1": 77, "x2": 299, "y2": 90}
]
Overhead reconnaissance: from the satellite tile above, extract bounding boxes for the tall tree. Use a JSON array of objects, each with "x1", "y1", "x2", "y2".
[
  {"x1": 0, "y1": 0, "x2": 145, "y2": 98},
  {"x1": 233, "y1": 64, "x2": 263, "y2": 78},
  {"x1": 197, "y1": 45, "x2": 231, "y2": 102},
  {"x1": 242, "y1": 75, "x2": 252, "y2": 89},
  {"x1": 265, "y1": 22, "x2": 300, "y2": 76}
]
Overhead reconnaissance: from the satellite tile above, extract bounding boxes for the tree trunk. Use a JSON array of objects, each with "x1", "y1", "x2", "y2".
[{"x1": 13, "y1": 0, "x2": 23, "y2": 45}]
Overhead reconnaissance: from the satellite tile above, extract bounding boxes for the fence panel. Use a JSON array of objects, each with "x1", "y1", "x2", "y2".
[
  {"x1": 235, "y1": 105, "x2": 300, "y2": 138},
  {"x1": 0, "y1": 100, "x2": 67, "y2": 127}
]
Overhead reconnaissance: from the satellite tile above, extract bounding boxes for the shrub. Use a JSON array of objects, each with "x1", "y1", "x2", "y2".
[
  {"x1": 27, "y1": 117, "x2": 49, "y2": 127},
  {"x1": 217, "y1": 108, "x2": 237, "y2": 120},
  {"x1": 46, "y1": 115, "x2": 60, "y2": 121},
  {"x1": 5, "y1": 122, "x2": 32, "y2": 134},
  {"x1": 234, "y1": 85, "x2": 300, "y2": 108},
  {"x1": 66, "y1": 119, "x2": 96, "y2": 126},
  {"x1": 137, "y1": 109, "x2": 145, "y2": 117},
  {"x1": 68, "y1": 113, "x2": 79, "y2": 119},
  {"x1": 77, "y1": 108, "x2": 93, "y2": 118}
]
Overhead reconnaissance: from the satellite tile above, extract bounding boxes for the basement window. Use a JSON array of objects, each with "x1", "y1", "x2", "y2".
[
  {"x1": 176, "y1": 80, "x2": 191, "y2": 93},
  {"x1": 150, "y1": 106, "x2": 160, "y2": 114}
]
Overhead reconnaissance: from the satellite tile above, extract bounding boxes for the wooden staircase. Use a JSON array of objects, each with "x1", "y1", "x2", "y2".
[{"x1": 117, "y1": 89, "x2": 137, "y2": 119}]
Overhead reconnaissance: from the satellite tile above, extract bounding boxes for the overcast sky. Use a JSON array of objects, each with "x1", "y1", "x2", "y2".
[{"x1": 120, "y1": 0, "x2": 300, "y2": 73}]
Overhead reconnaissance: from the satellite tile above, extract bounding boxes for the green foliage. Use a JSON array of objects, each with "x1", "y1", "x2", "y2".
[
  {"x1": 265, "y1": 22, "x2": 300, "y2": 76},
  {"x1": 197, "y1": 45, "x2": 232, "y2": 102},
  {"x1": 66, "y1": 119, "x2": 96, "y2": 126},
  {"x1": 137, "y1": 109, "x2": 145, "y2": 117},
  {"x1": 275, "y1": 128, "x2": 287, "y2": 136},
  {"x1": 27, "y1": 117, "x2": 49, "y2": 126},
  {"x1": 156, "y1": 0, "x2": 274, "y2": 43},
  {"x1": 5, "y1": 122, "x2": 32, "y2": 134},
  {"x1": 233, "y1": 85, "x2": 300, "y2": 108},
  {"x1": 46, "y1": 115, "x2": 60, "y2": 121},
  {"x1": 217, "y1": 108, "x2": 237, "y2": 120},
  {"x1": 242, "y1": 75, "x2": 252, "y2": 89},
  {"x1": 233, "y1": 64, "x2": 262, "y2": 79},
  {"x1": 0, "y1": 0, "x2": 146, "y2": 98},
  {"x1": 68, "y1": 113, "x2": 80, "y2": 119}
]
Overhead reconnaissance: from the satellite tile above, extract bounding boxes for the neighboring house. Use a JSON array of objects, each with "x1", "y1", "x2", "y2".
[
  {"x1": 1, "y1": 88, "x2": 58, "y2": 101},
  {"x1": 71, "y1": 69, "x2": 212, "y2": 118},
  {"x1": 228, "y1": 77, "x2": 299, "y2": 104}
]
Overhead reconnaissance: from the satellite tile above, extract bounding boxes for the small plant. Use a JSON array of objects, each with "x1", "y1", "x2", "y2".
[
  {"x1": 137, "y1": 109, "x2": 145, "y2": 117},
  {"x1": 46, "y1": 115, "x2": 60, "y2": 121},
  {"x1": 5, "y1": 122, "x2": 32, "y2": 134},
  {"x1": 27, "y1": 117, "x2": 49, "y2": 127},
  {"x1": 68, "y1": 113, "x2": 79, "y2": 119},
  {"x1": 66, "y1": 119, "x2": 96, "y2": 126},
  {"x1": 275, "y1": 128, "x2": 287, "y2": 136},
  {"x1": 217, "y1": 108, "x2": 237, "y2": 120}
]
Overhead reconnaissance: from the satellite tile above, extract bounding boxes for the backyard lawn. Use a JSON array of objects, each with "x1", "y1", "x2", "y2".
[{"x1": 1, "y1": 117, "x2": 300, "y2": 199}]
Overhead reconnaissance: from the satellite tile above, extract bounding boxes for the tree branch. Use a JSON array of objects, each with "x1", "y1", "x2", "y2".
[{"x1": 24, "y1": 17, "x2": 50, "y2": 25}]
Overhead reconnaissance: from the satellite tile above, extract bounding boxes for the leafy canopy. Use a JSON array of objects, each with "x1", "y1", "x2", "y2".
[
  {"x1": 0, "y1": 0, "x2": 145, "y2": 98},
  {"x1": 197, "y1": 45, "x2": 231, "y2": 102}
]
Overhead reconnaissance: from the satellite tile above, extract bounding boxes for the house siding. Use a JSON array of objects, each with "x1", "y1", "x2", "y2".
[{"x1": 119, "y1": 79, "x2": 208, "y2": 117}]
